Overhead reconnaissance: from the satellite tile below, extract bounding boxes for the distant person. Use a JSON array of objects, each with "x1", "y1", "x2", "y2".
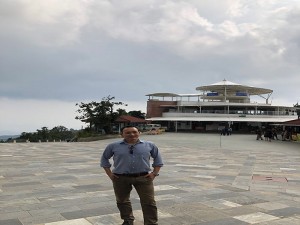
[
  {"x1": 100, "y1": 125, "x2": 163, "y2": 225},
  {"x1": 225, "y1": 127, "x2": 229, "y2": 135},
  {"x1": 228, "y1": 127, "x2": 232, "y2": 135},
  {"x1": 282, "y1": 129, "x2": 290, "y2": 141},
  {"x1": 281, "y1": 130, "x2": 285, "y2": 140},
  {"x1": 220, "y1": 128, "x2": 227, "y2": 136},
  {"x1": 263, "y1": 129, "x2": 268, "y2": 141},
  {"x1": 256, "y1": 128, "x2": 263, "y2": 140},
  {"x1": 264, "y1": 127, "x2": 272, "y2": 142},
  {"x1": 272, "y1": 128, "x2": 278, "y2": 140}
]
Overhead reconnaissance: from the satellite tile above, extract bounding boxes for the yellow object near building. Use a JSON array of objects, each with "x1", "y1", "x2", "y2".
[{"x1": 291, "y1": 134, "x2": 300, "y2": 141}]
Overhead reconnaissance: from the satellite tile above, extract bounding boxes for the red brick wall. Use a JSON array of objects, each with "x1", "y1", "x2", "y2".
[{"x1": 146, "y1": 100, "x2": 177, "y2": 118}]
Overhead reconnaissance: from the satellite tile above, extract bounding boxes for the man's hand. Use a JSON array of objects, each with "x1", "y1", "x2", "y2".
[
  {"x1": 108, "y1": 173, "x2": 119, "y2": 180},
  {"x1": 103, "y1": 167, "x2": 118, "y2": 180},
  {"x1": 145, "y1": 172, "x2": 157, "y2": 180}
]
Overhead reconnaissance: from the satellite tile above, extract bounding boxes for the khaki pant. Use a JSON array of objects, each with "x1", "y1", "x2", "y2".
[{"x1": 112, "y1": 175, "x2": 158, "y2": 225}]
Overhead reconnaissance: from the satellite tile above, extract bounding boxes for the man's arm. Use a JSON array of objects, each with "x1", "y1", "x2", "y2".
[
  {"x1": 103, "y1": 167, "x2": 118, "y2": 180},
  {"x1": 151, "y1": 144, "x2": 163, "y2": 168},
  {"x1": 152, "y1": 166, "x2": 161, "y2": 176},
  {"x1": 146, "y1": 166, "x2": 161, "y2": 180}
]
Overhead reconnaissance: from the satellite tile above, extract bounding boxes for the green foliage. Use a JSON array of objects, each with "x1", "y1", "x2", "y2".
[
  {"x1": 128, "y1": 110, "x2": 146, "y2": 119},
  {"x1": 294, "y1": 102, "x2": 300, "y2": 117},
  {"x1": 75, "y1": 95, "x2": 128, "y2": 134},
  {"x1": 1, "y1": 96, "x2": 147, "y2": 143},
  {"x1": 76, "y1": 128, "x2": 100, "y2": 138},
  {"x1": 17, "y1": 126, "x2": 75, "y2": 142},
  {"x1": 117, "y1": 108, "x2": 127, "y2": 116}
]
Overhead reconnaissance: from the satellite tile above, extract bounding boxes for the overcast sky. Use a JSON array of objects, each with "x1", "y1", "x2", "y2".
[{"x1": 1, "y1": 0, "x2": 300, "y2": 135}]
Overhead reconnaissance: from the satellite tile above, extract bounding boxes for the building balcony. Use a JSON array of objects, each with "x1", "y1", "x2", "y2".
[
  {"x1": 177, "y1": 101, "x2": 268, "y2": 107},
  {"x1": 157, "y1": 112, "x2": 298, "y2": 123}
]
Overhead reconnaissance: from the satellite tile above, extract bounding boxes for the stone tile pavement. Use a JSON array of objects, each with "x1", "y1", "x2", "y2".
[{"x1": 0, "y1": 133, "x2": 300, "y2": 225}]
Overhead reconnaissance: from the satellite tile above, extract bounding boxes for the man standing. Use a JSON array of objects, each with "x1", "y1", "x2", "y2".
[{"x1": 100, "y1": 125, "x2": 163, "y2": 225}]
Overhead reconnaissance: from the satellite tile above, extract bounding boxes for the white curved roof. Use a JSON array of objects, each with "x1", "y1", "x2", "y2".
[{"x1": 196, "y1": 79, "x2": 273, "y2": 95}]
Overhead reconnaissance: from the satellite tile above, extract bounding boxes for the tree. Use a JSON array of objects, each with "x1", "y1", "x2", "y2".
[
  {"x1": 36, "y1": 127, "x2": 49, "y2": 141},
  {"x1": 116, "y1": 108, "x2": 127, "y2": 116},
  {"x1": 75, "y1": 102, "x2": 96, "y2": 129},
  {"x1": 18, "y1": 126, "x2": 75, "y2": 142},
  {"x1": 128, "y1": 110, "x2": 146, "y2": 119},
  {"x1": 75, "y1": 96, "x2": 127, "y2": 133},
  {"x1": 294, "y1": 102, "x2": 300, "y2": 119},
  {"x1": 19, "y1": 132, "x2": 32, "y2": 141},
  {"x1": 50, "y1": 126, "x2": 73, "y2": 141}
]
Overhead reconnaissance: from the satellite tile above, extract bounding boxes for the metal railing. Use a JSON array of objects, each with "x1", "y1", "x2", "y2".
[{"x1": 165, "y1": 110, "x2": 296, "y2": 116}]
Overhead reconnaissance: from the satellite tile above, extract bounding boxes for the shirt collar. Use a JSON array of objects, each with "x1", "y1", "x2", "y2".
[{"x1": 120, "y1": 139, "x2": 144, "y2": 145}]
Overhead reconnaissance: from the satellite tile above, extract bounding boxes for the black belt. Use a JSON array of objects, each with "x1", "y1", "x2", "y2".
[{"x1": 114, "y1": 172, "x2": 148, "y2": 177}]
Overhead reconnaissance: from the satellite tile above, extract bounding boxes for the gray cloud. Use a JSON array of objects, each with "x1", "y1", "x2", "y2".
[{"x1": 1, "y1": 0, "x2": 300, "y2": 133}]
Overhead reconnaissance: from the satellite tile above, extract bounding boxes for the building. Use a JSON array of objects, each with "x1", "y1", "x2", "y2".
[{"x1": 146, "y1": 80, "x2": 297, "y2": 132}]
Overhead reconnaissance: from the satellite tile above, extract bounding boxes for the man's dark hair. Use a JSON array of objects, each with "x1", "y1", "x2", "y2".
[{"x1": 121, "y1": 125, "x2": 140, "y2": 133}]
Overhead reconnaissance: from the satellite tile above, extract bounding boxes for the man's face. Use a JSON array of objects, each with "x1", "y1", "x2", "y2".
[{"x1": 121, "y1": 127, "x2": 140, "y2": 143}]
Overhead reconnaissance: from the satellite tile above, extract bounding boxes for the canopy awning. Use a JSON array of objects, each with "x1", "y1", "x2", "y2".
[{"x1": 196, "y1": 79, "x2": 273, "y2": 96}]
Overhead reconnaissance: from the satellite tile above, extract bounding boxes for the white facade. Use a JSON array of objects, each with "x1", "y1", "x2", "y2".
[{"x1": 146, "y1": 80, "x2": 297, "y2": 132}]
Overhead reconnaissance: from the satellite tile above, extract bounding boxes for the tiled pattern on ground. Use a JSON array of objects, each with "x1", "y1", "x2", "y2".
[{"x1": 0, "y1": 133, "x2": 300, "y2": 224}]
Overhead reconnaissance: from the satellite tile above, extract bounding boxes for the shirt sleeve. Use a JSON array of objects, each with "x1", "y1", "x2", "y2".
[
  {"x1": 100, "y1": 144, "x2": 113, "y2": 168},
  {"x1": 150, "y1": 143, "x2": 164, "y2": 167}
]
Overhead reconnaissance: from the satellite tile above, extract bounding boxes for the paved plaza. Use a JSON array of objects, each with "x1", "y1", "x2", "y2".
[{"x1": 1, "y1": 133, "x2": 300, "y2": 225}]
